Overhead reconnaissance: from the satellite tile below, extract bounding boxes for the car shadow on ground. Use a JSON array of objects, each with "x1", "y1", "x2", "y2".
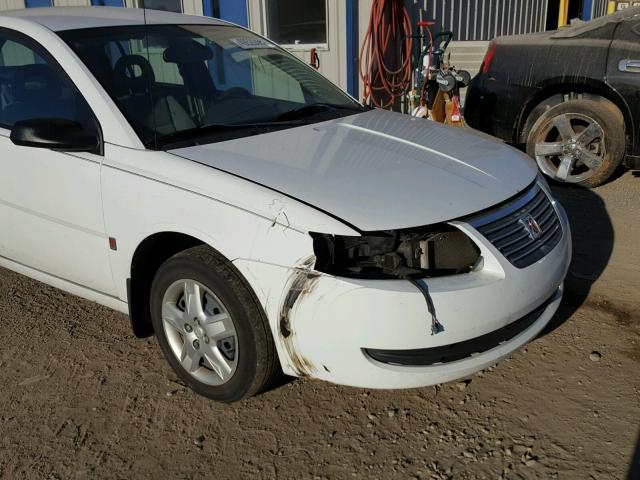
[
  {"x1": 539, "y1": 181, "x2": 614, "y2": 337},
  {"x1": 609, "y1": 166, "x2": 631, "y2": 183},
  {"x1": 629, "y1": 430, "x2": 640, "y2": 479}
]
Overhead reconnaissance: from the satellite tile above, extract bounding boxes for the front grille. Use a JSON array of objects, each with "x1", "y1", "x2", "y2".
[{"x1": 467, "y1": 183, "x2": 563, "y2": 268}]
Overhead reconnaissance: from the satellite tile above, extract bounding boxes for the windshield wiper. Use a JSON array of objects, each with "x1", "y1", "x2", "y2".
[
  {"x1": 156, "y1": 120, "x2": 306, "y2": 149},
  {"x1": 275, "y1": 103, "x2": 365, "y2": 121}
]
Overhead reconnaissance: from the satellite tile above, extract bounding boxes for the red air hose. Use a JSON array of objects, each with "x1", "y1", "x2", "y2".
[{"x1": 359, "y1": 0, "x2": 413, "y2": 109}]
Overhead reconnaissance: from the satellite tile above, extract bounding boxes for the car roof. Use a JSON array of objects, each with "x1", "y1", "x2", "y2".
[
  {"x1": 0, "y1": 6, "x2": 226, "y2": 32},
  {"x1": 552, "y1": 5, "x2": 640, "y2": 38}
]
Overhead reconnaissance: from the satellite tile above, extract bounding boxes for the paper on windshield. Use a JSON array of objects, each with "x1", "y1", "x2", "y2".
[{"x1": 230, "y1": 37, "x2": 276, "y2": 50}]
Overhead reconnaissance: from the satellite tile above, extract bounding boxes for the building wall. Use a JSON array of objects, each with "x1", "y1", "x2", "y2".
[
  {"x1": 0, "y1": 0, "x2": 621, "y2": 101},
  {"x1": 182, "y1": 0, "x2": 202, "y2": 15},
  {"x1": 247, "y1": 0, "x2": 348, "y2": 92},
  {"x1": 406, "y1": 0, "x2": 550, "y2": 41},
  {"x1": 55, "y1": 0, "x2": 92, "y2": 5},
  {"x1": 0, "y1": 0, "x2": 205, "y2": 13},
  {"x1": 0, "y1": 0, "x2": 26, "y2": 9},
  {"x1": 592, "y1": 0, "x2": 610, "y2": 16}
]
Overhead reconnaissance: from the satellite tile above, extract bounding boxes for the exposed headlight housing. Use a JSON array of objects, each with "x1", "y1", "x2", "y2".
[{"x1": 310, "y1": 225, "x2": 481, "y2": 279}]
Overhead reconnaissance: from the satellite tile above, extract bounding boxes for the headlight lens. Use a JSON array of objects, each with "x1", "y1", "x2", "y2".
[{"x1": 310, "y1": 225, "x2": 481, "y2": 279}]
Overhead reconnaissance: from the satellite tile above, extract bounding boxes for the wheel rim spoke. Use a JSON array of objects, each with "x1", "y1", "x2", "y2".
[
  {"x1": 162, "y1": 303, "x2": 185, "y2": 332},
  {"x1": 180, "y1": 342, "x2": 201, "y2": 373},
  {"x1": 535, "y1": 142, "x2": 564, "y2": 157},
  {"x1": 552, "y1": 114, "x2": 575, "y2": 141},
  {"x1": 203, "y1": 312, "x2": 234, "y2": 340},
  {"x1": 556, "y1": 155, "x2": 575, "y2": 180},
  {"x1": 576, "y1": 122, "x2": 601, "y2": 146},
  {"x1": 578, "y1": 148, "x2": 604, "y2": 171},
  {"x1": 184, "y1": 281, "x2": 205, "y2": 320},
  {"x1": 203, "y1": 347, "x2": 233, "y2": 381}
]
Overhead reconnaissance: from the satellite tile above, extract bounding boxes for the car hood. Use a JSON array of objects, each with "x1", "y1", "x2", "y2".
[{"x1": 171, "y1": 108, "x2": 538, "y2": 231}]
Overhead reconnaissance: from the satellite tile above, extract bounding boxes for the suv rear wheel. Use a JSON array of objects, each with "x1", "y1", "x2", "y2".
[{"x1": 525, "y1": 95, "x2": 625, "y2": 188}]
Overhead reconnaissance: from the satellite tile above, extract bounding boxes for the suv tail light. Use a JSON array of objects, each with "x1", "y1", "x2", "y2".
[{"x1": 480, "y1": 42, "x2": 498, "y2": 74}]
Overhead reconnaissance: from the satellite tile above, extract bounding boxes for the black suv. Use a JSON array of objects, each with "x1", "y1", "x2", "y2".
[{"x1": 465, "y1": 7, "x2": 640, "y2": 187}]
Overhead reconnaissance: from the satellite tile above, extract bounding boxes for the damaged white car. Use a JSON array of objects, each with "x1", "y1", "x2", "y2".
[{"x1": 0, "y1": 8, "x2": 571, "y2": 402}]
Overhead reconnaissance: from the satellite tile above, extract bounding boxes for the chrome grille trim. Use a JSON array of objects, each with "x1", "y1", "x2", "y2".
[{"x1": 466, "y1": 183, "x2": 563, "y2": 268}]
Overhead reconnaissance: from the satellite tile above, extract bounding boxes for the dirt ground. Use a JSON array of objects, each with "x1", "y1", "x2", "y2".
[{"x1": 0, "y1": 172, "x2": 638, "y2": 480}]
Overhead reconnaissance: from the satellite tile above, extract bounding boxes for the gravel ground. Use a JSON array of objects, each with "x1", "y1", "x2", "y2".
[{"x1": 0, "y1": 172, "x2": 638, "y2": 480}]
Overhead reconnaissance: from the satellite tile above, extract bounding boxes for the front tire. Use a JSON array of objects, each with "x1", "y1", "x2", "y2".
[
  {"x1": 525, "y1": 96, "x2": 625, "y2": 188},
  {"x1": 150, "y1": 245, "x2": 279, "y2": 402}
]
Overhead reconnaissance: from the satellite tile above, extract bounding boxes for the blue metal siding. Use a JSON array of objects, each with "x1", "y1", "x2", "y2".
[
  {"x1": 91, "y1": 0, "x2": 124, "y2": 5},
  {"x1": 203, "y1": 0, "x2": 215, "y2": 18},
  {"x1": 25, "y1": 0, "x2": 52, "y2": 6},
  {"x1": 408, "y1": 0, "x2": 549, "y2": 41},
  {"x1": 346, "y1": 0, "x2": 358, "y2": 97},
  {"x1": 592, "y1": 0, "x2": 609, "y2": 18},
  {"x1": 209, "y1": 0, "x2": 248, "y2": 27},
  {"x1": 582, "y1": 0, "x2": 594, "y2": 20},
  {"x1": 409, "y1": 0, "x2": 611, "y2": 40}
]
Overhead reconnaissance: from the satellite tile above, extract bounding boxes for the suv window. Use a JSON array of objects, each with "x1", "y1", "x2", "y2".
[{"x1": 0, "y1": 32, "x2": 96, "y2": 130}]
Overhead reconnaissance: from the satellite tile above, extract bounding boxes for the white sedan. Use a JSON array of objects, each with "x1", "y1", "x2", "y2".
[{"x1": 0, "y1": 7, "x2": 571, "y2": 402}]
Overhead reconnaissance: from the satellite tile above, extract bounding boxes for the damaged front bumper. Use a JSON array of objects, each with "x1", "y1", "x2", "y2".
[{"x1": 233, "y1": 199, "x2": 571, "y2": 389}]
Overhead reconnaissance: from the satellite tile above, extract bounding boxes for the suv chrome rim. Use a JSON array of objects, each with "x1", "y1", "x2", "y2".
[
  {"x1": 162, "y1": 279, "x2": 238, "y2": 386},
  {"x1": 534, "y1": 112, "x2": 605, "y2": 183}
]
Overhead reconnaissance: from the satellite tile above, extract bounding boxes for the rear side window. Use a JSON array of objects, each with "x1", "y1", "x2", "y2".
[{"x1": 0, "y1": 31, "x2": 96, "y2": 131}]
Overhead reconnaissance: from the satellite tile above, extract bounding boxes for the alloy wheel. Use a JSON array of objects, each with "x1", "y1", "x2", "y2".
[
  {"x1": 533, "y1": 112, "x2": 606, "y2": 183},
  {"x1": 161, "y1": 279, "x2": 238, "y2": 386}
]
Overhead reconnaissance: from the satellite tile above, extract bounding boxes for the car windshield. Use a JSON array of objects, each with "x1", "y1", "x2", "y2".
[{"x1": 60, "y1": 24, "x2": 364, "y2": 149}]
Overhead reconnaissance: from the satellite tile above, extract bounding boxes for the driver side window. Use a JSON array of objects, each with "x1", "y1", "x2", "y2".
[{"x1": 0, "y1": 31, "x2": 95, "y2": 131}]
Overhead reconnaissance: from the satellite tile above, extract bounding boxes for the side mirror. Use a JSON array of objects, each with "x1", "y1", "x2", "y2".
[{"x1": 10, "y1": 118, "x2": 99, "y2": 154}]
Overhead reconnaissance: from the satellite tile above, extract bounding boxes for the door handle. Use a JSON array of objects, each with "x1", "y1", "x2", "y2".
[{"x1": 618, "y1": 59, "x2": 640, "y2": 73}]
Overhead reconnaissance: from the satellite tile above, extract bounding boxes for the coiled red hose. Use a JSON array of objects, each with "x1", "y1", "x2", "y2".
[{"x1": 359, "y1": 0, "x2": 413, "y2": 109}]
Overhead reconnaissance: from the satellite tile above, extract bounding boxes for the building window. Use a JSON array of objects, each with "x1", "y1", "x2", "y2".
[
  {"x1": 91, "y1": 0, "x2": 124, "y2": 5},
  {"x1": 25, "y1": 0, "x2": 52, "y2": 6},
  {"x1": 265, "y1": 0, "x2": 327, "y2": 46},
  {"x1": 138, "y1": 0, "x2": 182, "y2": 13}
]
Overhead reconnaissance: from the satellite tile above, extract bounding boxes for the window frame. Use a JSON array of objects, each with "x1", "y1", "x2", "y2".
[
  {"x1": 261, "y1": 0, "x2": 329, "y2": 51},
  {"x1": 0, "y1": 27, "x2": 104, "y2": 155}
]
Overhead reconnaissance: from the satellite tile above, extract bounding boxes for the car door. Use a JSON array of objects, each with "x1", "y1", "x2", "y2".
[
  {"x1": 607, "y1": 16, "x2": 640, "y2": 154},
  {"x1": 0, "y1": 29, "x2": 116, "y2": 296}
]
